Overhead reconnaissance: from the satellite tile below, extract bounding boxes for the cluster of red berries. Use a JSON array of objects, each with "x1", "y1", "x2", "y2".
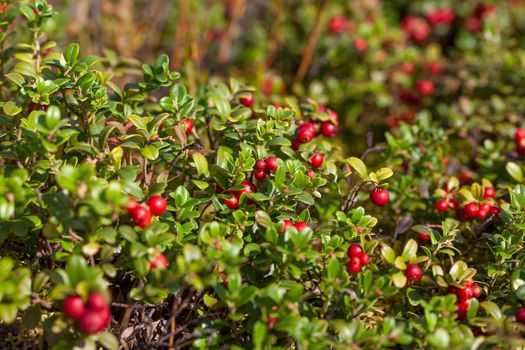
[
  {"x1": 449, "y1": 279, "x2": 482, "y2": 319},
  {"x1": 326, "y1": 15, "x2": 367, "y2": 54},
  {"x1": 369, "y1": 188, "x2": 390, "y2": 207},
  {"x1": 281, "y1": 219, "x2": 309, "y2": 233},
  {"x1": 222, "y1": 181, "x2": 257, "y2": 210},
  {"x1": 292, "y1": 108, "x2": 338, "y2": 150},
  {"x1": 515, "y1": 128, "x2": 525, "y2": 154},
  {"x1": 63, "y1": 292, "x2": 111, "y2": 335},
  {"x1": 346, "y1": 244, "x2": 370, "y2": 273},
  {"x1": 254, "y1": 156, "x2": 278, "y2": 181},
  {"x1": 125, "y1": 195, "x2": 167, "y2": 228},
  {"x1": 435, "y1": 186, "x2": 499, "y2": 221}
]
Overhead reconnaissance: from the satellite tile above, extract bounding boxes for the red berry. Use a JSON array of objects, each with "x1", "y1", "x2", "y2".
[
  {"x1": 405, "y1": 264, "x2": 423, "y2": 281},
  {"x1": 415, "y1": 80, "x2": 435, "y2": 96},
  {"x1": 472, "y1": 284, "x2": 482, "y2": 298},
  {"x1": 240, "y1": 94, "x2": 254, "y2": 107},
  {"x1": 347, "y1": 244, "x2": 364, "y2": 258},
  {"x1": 515, "y1": 128, "x2": 525, "y2": 141},
  {"x1": 320, "y1": 121, "x2": 338, "y2": 137},
  {"x1": 281, "y1": 219, "x2": 294, "y2": 233},
  {"x1": 516, "y1": 307, "x2": 525, "y2": 324},
  {"x1": 427, "y1": 61, "x2": 443, "y2": 75},
  {"x1": 328, "y1": 15, "x2": 349, "y2": 35},
  {"x1": 150, "y1": 253, "x2": 169, "y2": 270},
  {"x1": 87, "y1": 292, "x2": 107, "y2": 312},
  {"x1": 436, "y1": 199, "x2": 449, "y2": 212},
  {"x1": 400, "y1": 62, "x2": 414, "y2": 75},
  {"x1": 402, "y1": 16, "x2": 431, "y2": 43},
  {"x1": 237, "y1": 181, "x2": 257, "y2": 197},
  {"x1": 370, "y1": 188, "x2": 390, "y2": 206},
  {"x1": 483, "y1": 187, "x2": 495, "y2": 199},
  {"x1": 125, "y1": 198, "x2": 139, "y2": 214},
  {"x1": 294, "y1": 221, "x2": 309, "y2": 232},
  {"x1": 255, "y1": 159, "x2": 267, "y2": 170},
  {"x1": 181, "y1": 118, "x2": 193, "y2": 135},
  {"x1": 489, "y1": 206, "x2": 500, "y2": 216},
  {"x1": 254, "y1": 169, "x2": 267, "y2": 181},
  {"x1": 457, "y1": 286, "x2": 474, "y2": 301},
  {"x1": 360, "y1": 253, "x2": 371, "y2": 266},
  {"x1": 309, "y1": 152, "x2": 324, "y2": 168},
  {"x1": 418, "y1": 232, "x2": 430, "y2": 241},
  {"x1": 354, "y1": 38, "x2": 368, "y2": 53},
  {"x1": 347, "y1": 256, "x2": 361, "y2": 273},
  {"x1": 148, "y1": 196, "x2": 167, "y2": 216},
  {"x1": 306, "y1": 170, "x2": 315, "y2": 178},
  {"x1": 448, "y1": 199, "x2": 458, "y2": 210},
  {"x1": 464, "y1": 202, "x2": 479, "y2": 218},
  {"x1": 63, "y1": 295, "x2": 85, "y2": 320},
  {"x1": 265, "y1": 156, "x2": 278, "y2": 172},
  {"x1": 477, "y1": 203, "x2": 491, "y2": 220},
  {"x1": 130, "y1": 205, "x2": 152, "y2": 228},
  {"x1": 223, "y1": 193, "x2": 239, "y2": 209},
  {"x1": 267, "y1": 315, "x2": 278, "y2": 329},
  {"x1": 297, "y1": 124, "x2": 316, "y2": 143},
  {"x1": 79, "y1": 310, "x2": 109, "y2": 335},
  {"x1": 456, "y1": 300, "x2": 469, "y2": 320}
]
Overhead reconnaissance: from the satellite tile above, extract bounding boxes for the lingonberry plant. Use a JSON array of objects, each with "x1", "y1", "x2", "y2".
[{"x1": 1, "y1": 1, "x2": 525, "y2": 350}]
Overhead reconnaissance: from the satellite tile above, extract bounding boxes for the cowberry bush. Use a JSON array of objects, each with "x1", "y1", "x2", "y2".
[{"x1": 1, "y1": 1, "x2": 525, "y2": 349}]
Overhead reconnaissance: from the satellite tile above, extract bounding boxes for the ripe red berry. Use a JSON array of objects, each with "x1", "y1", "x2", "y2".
[
  {"x1": 436, "y1": 199, "x2": 448, "y2": 212},
  {"x1": 399, "y1": 62, "x2": 414, "y2": 75},
  {"x1": 448, "y1": 199, "x2": 458, "y2": 210},
  {"x1": 240, "y1": 94, "x2": 254, "y2": 107},
  {"x1": 130, "y1": 205, "x2": 152, "y2": 228},
  {"x1": 79, "y1": 310, "x2": 109, "y2": 335},
  {"x1": 181, "y1": 118, "x2": 193, "y2": 135},
  {"x1": 456, "y1": 300, "x2": 469, "y2": 320},
  {"x1": 415, "y1": 80, "x2": 435, "y2": 96},
  {"x1": 125, "y1": 198, "x2": 139, "y2": 214},
  {"x1": 347, "y1": 244, "x2": 364, "y2": 258},
  {"x1": 516, "y1": 307, "x2": 525, "y2": 324},
  {"x1": 310, "y1": 152, "x2": 324, "y2": 168},
  {"x1": 297, "y1": 124, "x2": 316, "y2": 143},
  {"x1": 87, "y1": 292, "x2": 107, "y2": 312},
  {"x1": 148, "y1": 196, "x2": 167, "y2": 216},
  {"x1": 63, "y1": 295, "x2": 85, "y2": 320},
  {"x1": 267, "y1": 315, "x2": 278, "y2": 329},
  {"x1": 472, "y1": 284, "x2": 482, "y2": 298},
  {"x1": 402, "y1": 15, "x2": 431, "y2": 43},
  {"x1": 320, "y1": 121, "x2": 337, "y2": 137},
  {"x1": 427, "y1": 61, "x2": 443, "y2": 76},
  {"x1": 477, "y1": 203, "x2": 491, "y2": 220},
  {"x1": 456, "y1": 286, "x2": 474, "y2": 301},
  {"x1": 483, "y1": 187, "x2": 495, "y2": 199},
  {"x1": 347, "y1": 256, "x2": 361, "y2": 273},
  {"x1": 328, "y1": 15, "x2": 349, "y2": 35},
  {"x1": 370, "y1": 188, "x2": 390, "y2": 206},
  {"x1": 291, "y1": 138, "x2": 301, "y2": 150},
  {"x1": 360, "y1": 254, "x2": 371, "y2": 266},
  {"x1": 354, "y1": 38, "x2": 368, "y2": 53},
  {"x1": 306, "y1": 170, "x2": 315, "y2": 178},
  {"x1": 265, "y1": 156, "x2": 278, "y2": 172},
  {"x1": 515, "y1": 128, "x2": 525, "y2": 141},
  {"x1": 418, "y1": 232, "x2": 430, "y2": 241},
  {"x1": 254, "y1": 169, "x2": 267, "y2": 181},
  {"x1": 489, "y1": 206, "x2": 500, "y2": 216},
  {"x1": 237, "y1": 181, "x2": 257, "y2": 197},
  {"x1": 294, "y1": 221, "x2": 309, "y2": 232},
  {"x1": 464, "y1": 202, "x2": 479, "y2": 218},
  {"x1": 281, "y1": 219, "x2": 294, "y2": 233},
  {"x1": 255, "y1": 159, "x2": 267, "y2": 170},
  {"x1": 150, "y1": 253, "x2": 168, "y2": 270},
  {"x1": 223, "y1": 193, "x2": 239, "y2": 209},
  {"x1": 405, "y1": 264, "x2": 423, "y2": 281}
]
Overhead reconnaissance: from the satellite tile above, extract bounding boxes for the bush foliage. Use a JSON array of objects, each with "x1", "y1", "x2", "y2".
[{"x1": 1, "y1": 1, "x2": 525, "y2": 349}]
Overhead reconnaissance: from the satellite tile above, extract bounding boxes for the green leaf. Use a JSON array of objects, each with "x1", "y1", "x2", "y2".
[
  {"x1": 347, "y1": 157, "x2": 368, "y2": 180},
  {"x1": 401, "y1": 239, "x2": 418, "y2": 261},
  {"x1": 192, "y1": 153, "x2": 210, "y2": 177},
  {"x1": 65, "y1": 43, "x2": 80, "y2": 66},
  {"x1": 506, "y1": 162, "x2": 523, "y2": 182},
  {"x1": 381, "y1": 244, "x2": 395, "y2": 264},
  {"x1": 391, "y1": 271, "x2": 407, "y2": 288},
  {"x1": 480, "y1": 301, "x2": 502, "y2": 320},
  {"x1": 3, "y1": 101, "x2": 22, "y2": 117},
  {"x1": 140, "y1": 145, "x2": 159, "y2": 160},
  {"x1": 376, "y1": 167, "x2": 393, "y2": 181}
]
